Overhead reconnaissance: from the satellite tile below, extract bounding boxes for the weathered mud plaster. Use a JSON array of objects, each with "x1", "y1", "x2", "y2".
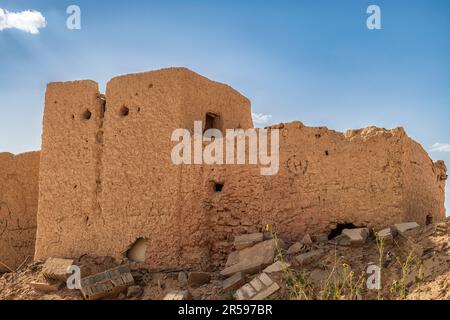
[
  {"x1": 34, "y1": 67, "x2": 447, "y2": 270},
  {"x1": 0, "y1": 152, "x2": 40, "y2": 271}
]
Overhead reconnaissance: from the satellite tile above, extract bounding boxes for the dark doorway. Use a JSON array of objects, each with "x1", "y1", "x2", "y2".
[{"x1": 328, "y1": 223, "x2": 358, "y2": 240}]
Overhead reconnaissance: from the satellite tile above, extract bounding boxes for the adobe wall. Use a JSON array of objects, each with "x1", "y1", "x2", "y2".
[
  {"x1": 199, "y1": 123, "x2": 448, "y2": 267},
  {"x1": 34, "y1": 67, "x2": 447, "y2": 271},
  {"x1": 35, "y1": 68, "x2": 252, "y2": 268},
  {"x1": 0, "y1": 151, "x2": 40, "y2": 272}
]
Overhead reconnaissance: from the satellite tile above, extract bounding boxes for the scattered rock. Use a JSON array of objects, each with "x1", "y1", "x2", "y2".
[
  {"x1": 42, "y1": 258, "x2": 73, "y2": 282},
  {"x1": 30, "y1": 280, "x2": 62, "y2": 293},
  {"x1": 329, "y1": 234, "x2": 351, "y2": 246},
  {"x1": 263, "y1": 261, "x2": 291, "y2": 274},
  {"x1": 377, "y1": 227, "x2": 396, "y2": 242},
  {"x1": 234, "y1": 233, "x2": 264, "y2": 250},
  {"x1": 234, "y1": 273, "x2": 280, "y2": 300},
  {"x1": 341, "y1": 228, "x2": 369, "y2": 246},
  {"x1": 221, "y1": 239, "x2": 280, "y2": 277},
  {"x1": 222, "y1": 272, "x2": 246, "y2": 292},
  {"x1": 163, "y1": 290, "x2": 191, "y2": 300},
  {"x1": 178, "y1": 271, "x2": 188, "y2": 286},
  {"x1": 295, "y1": 249, "x2": 324, "y2": 266},
  {"x1": 301, "y1": 234, "x2": 313, "y2": 245},
  {"x1": 312, "y1": 233, "x2": 329, "y2": 244},
  {"x1": 188, "y1": 272, "x2": 211, "y2": 287},
  {"x1": 287, "y1": 242, "x2": 306, "y2": 255},
  {"x1": 126, "y1": 285, "x2": 143, "y2": 298},
  {"x1": 393, "y1": 222, "x2": 420, "y2": 234}
]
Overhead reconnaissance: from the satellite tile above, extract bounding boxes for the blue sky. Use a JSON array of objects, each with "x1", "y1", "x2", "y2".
[{"x1": 0, "y1": 0, "x2": 449, "y2": 209}]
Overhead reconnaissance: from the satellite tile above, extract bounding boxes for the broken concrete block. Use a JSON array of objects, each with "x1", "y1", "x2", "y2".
[
  {"x1": 301, "y1": 234, "x2": 313, "y2": 245},
  {"x1": 287, "y1": 242, "x2": 305, "y2": 255},
  {"x1": 80, "y1": 265, "x2": 134, "y2": 300},
  {"x1": 393, "y1": 222, "x2": 420, "y2": 234},
  {"x1": 42, "y1": 258, "x2": 73, "y2": 282},
  {"x1": 234, "y1": 273, "x2": 280, "y2": 300},
  {"x1": 377, "y1": 227, "x2": 395, "y2": 242},
  {"x1": 295, "y1": 249, "x2": 324, "y2": 266},
  {"x1": 223, "y1": 272, "x2": 246, "y2": 292},
  {"x1": 234, "y1": 233, "x2": 264, "y2": 250},
  {"x1": 163, "y1": 290, "x2": 191, "y2": 300},
  {"x1": 187, "y1": 272, "x2": 211, "y2": 287},
  {"x1": 342, "y1": 228, "x2": 369, "y2": 246},
  {"x1": 263, "y1": 261, "x2": 291, "y2": 274},
  {"x1": 220, "y1": 239, "x2": 279, "y2": 277},
  {"x1": 225, "y1": 251, "x2": 240, "y2": 267},
  {"x1": 30, "y1": 280, "x2": 62, "y2": 293}
]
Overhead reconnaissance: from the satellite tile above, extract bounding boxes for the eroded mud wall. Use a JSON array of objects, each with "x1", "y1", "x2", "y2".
[{"x1": 0, "y1": 152, "x2": 39, "y2": 271}]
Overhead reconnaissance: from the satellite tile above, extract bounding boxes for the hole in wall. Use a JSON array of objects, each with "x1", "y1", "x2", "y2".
[
  {"x1": 126, "y1": 238, "x2": 148, "y2": 263},
  {"x1": 426, "y1": 214, "x2": 433, "y2": 225},
  {"x1": 328, "y1": 223, "x2": 358, "y2": 240},
  {"x1": 120, "y1": 106, "x2": 130, "y2": 117},
  {"x1": 214, "y1": 183, "x2": 224, "y2": 192},
  {"x1": 325, "y1": 150, "x2": 329, "y2": 156},
  {"x1": 148, "y1": 83, "x2": 153, "y2": 89},
  {"x1": 71, "y1": 115, "x2": 75, "y2": 120},
  {"x1": 82, "y1": 110, "x2": 92, "y2": 120},
  {"x1": 137, "y1": 107, "x2": 141, "y2": 113},
  {"x1": 204, "y1": 112, "x2": 220, "y2": 132}
]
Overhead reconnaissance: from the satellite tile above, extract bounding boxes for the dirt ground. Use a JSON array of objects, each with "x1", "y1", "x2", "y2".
[{"x1": 0, "y1": 219, "x2": 449, "y2": 300}]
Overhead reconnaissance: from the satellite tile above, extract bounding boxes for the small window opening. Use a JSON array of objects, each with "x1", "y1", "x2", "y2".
[
  {"x1": 205, "y1": 112, "x2": 220, "y2": 132},
  {"x1": 325, "y1": 150, "x2": 329, "y2": 156},
  {"x1": 328, "y1": 223, "x2": 358, "y2": 240},
  {"x1": 426, "y1": 214, "x2": 433, "y2": 225},
  {"x1": 82, "y1": 110, "x2": 92, "y2": 120},
  {"x1": 120, "y1": 106, "x2": 130, "y2": 117},
  {"x1": 214, "y1": 183, "x2": 224, "y2": 192}
]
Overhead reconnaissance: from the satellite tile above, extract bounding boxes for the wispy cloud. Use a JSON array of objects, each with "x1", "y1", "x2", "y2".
[
  {"x1": 252, "y1": 113, "x2": 273, "y2": 125},
  {"x1": 0, "y1": 8, "x2": 47, "y2": 34},
  {"x1": 430, "y1": 143, "x2": 450, "y2": 153}
]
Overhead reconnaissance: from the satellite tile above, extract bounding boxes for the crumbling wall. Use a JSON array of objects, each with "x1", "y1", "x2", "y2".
[
  {"x1": 202, "y1": 123, "x2": 447, "y2": 267},
  {"x1": 34, "y1": 67, "x2": 447, "y2": 271},
  {"x1": 0, "y1": 151, "x2": 39, "y2": 272}
]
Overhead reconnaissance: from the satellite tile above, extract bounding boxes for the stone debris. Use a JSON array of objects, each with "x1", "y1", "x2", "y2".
[
  {"x1": 301, "y1": 234, "x2": 313, "y2": 245},
  {"x1": 341, "y1": 228, "x2": 369, "y2": 246},
  {"x1": 222, "y1": 272, "x2": 246, "y2": 292},
  {"x1": 163, "y1": 290, "x2": 191, "y2": 300},
  {"x1": 263, "y1": 261, "x2": 291, "y2": 274},
  {"x1": 80, "y1": 265, "x2": 134, "y2": 300},
  {"x1": 178, "y1": 271, "x2": 188, "y2": 286},
  {"x1": 221, "y1": 239, "x2": 280, "y2": 277},
  {"x1": 234, "y1": 233, "x2": 264, "y2": 250},
  {"x1": 30, "y1": 280, "x2": 62, "y2": 293},
  {"x1": 393, "y1": 222, "x2": 420, "y2": 234},
  {"x1": 187, "y1": 272, "x2": 211, "y2": 287},
  {"x1": 287, "y1": 242, "x2": 307, "y2": 255},
  {"x1": 377, "y1": 227, "x2": 396, "y2": 242},
  {"x1": 295, "y1": 249, "x2": 324, "y2": 266},
  {"x1": 329, "y1": 234, "x2": 351, "y2": 246},
  {"x1": 42, "y1": 258, "x2": 73, "y2": 282},
  {"x1": 312, "y1": 234, "x2": 328, "y2": 244},
  {"x1": 435, "y1": 223, "x2": 448, "y2": 236},
  {"x1": 126, "y1": 285, "x2": 143, "y2": 298},
  {"x1": 234, "y1": 273, "x2": 280, "y2": 300}
]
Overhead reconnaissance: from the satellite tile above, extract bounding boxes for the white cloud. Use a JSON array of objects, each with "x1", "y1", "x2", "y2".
[
  {"x1": 0, "y1": 8, "x2": 47, "y2": 34},
  {"x1": 430, "y1": 143, "x2": 450, "y2": 153},
  {"x1": 252, "y1": 113, "x2": 273, "y2": 125}
]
